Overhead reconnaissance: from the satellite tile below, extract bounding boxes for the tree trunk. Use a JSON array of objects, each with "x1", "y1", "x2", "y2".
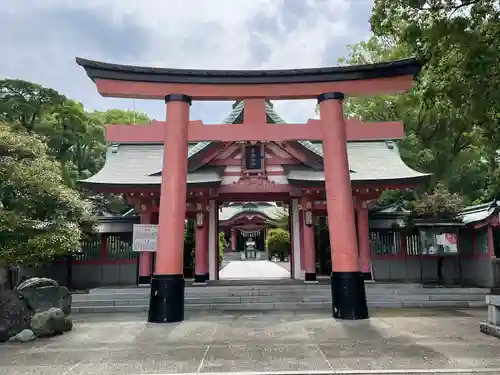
[{"x1": 0, "y1": 267, "x2": 10, "y2": 291}]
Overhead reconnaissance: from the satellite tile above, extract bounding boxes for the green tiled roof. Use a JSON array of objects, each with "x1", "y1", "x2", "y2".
[{"x1": 219, "y1": 202, "x2": 287, "y2": 222}]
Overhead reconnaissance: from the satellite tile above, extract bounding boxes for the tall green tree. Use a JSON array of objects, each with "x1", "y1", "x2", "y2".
[
  {"x1": 0, "y1": 124, "x2": 95, "y2": 267},
  {"x1": 89, "y1": 109, "x2": 151, "y2": 125},
  {"x1": 370, "y1": 0, "x2": 500, "y2": 201},
  {"x1": 0, "y1": 80, "x2": 65, "y2": 132},
  {"x1": 328, "y1": 32, "x2": 491, "y2": 206}
]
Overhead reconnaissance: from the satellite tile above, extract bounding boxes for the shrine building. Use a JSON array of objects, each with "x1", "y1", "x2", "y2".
[{"x1": 74, "y1": 56, "x2": 424, "y2": 323}]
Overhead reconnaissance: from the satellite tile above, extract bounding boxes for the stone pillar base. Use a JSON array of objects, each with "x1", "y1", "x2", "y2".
[
  {"x1": 138, "y1": 275, "x2": 151, "y2": 285},
  {"x1": 194, "y1": 273, "x2": 209, "y2": 284},
  {"x1": 305, "y1": 273, "x2": 317, "y2": 282},
  {"x1": 148, "y1": 274, "x2": 184, "y2": 323},
  {"x1": 330, "y1": 272, "x2": 369, "y2": 320},
  {"x1": 362, "y1": 272, "x2": 372, "y2": 281}
]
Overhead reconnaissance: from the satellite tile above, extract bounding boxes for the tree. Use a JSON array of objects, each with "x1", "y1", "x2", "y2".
[
  {"x1": 266, "y1": 228, "x2": 290, "y2": 261},
  {"x1": 269, "y1": 210, "x2": 289, "y2": 231},
  {"x1": 371, "y1": 0, "x2": 500, "y2": 201},
  {"x1": 325, "y1": 30, "x2": 493, "y2": 207},
  {"x1": 0, "y1": 124, "x2": 95, "y2": 267},
  {"x1": 218, "y1": 232, "x2": 225, "y2": 265},
  {"x1": 89, "y1": 109, "x2": 151, "y2": 125},
  {"x1": 411, "y1": 182, "x2": 465, "y2": 218},
  {"x1": 40, "y1": 100, "x2": 107, "y2": 187},
  {"x1": 0, "y1": 79, "x2": 65, "y2": 132}
]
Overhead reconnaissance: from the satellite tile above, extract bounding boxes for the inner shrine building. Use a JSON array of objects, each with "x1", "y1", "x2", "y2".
[{"x1": 76, "y1": 56, "x2": 425, "y2": 323}]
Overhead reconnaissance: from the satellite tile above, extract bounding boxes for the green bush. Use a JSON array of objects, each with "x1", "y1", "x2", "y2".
[
  {"x1": 218, "y1": 232, "x2": 225, "y2": 264},
  {"x1": 183, "y1": 219, "x2": 195, "y2": 269},
  {"x1": 266, "y1": 228, "x2": 290, "y2": 261}
]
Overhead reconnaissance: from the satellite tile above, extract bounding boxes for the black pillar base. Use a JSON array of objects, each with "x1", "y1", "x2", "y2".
[
  {"x1": 148, "y1": 274, "x2": 184, "y2": 323},
  {"x1": 331, "y1": 272, "x2": 369, "y2": 320},
  {"x1": 362, "y1": 272, "x2": 372, "y2": 281},
  {"x1": 305, "y1": 273, "x2": 317, "y2": 282},
  {"x1": 194, "y1": 273, "x2": 209, "y2": 283},
  {"x1": 138, "y1": 275, "x2": 151, "y2": 285}
]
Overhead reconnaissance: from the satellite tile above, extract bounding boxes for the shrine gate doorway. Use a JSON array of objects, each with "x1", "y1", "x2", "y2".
[{"x1": 76, "y1": 56, "x2": 421, "y2": 323}]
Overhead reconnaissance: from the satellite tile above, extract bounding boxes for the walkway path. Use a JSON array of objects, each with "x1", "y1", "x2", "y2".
[
  {"x1": 2, "y1": 309, "x2": 499, "y2": 374},
  {"x1": 219, "y1": 260, "x2": 291, "y2": 280}
]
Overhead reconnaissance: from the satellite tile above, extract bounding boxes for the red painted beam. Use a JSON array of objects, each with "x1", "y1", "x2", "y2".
[
  {"x1": 106, "y1": 119, "x2": 403, "y2": 143},
  {"x1": 94, "y1": 75, "x2": 415, "y2": 100}
]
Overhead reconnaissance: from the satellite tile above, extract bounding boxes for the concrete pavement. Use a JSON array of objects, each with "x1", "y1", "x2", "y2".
[
  {"x1": 219, "y1": 260, "x2": 291, "y2": 280},
  {"x1": 1, "y1": 309, "x2": 500, "y2": 374}
]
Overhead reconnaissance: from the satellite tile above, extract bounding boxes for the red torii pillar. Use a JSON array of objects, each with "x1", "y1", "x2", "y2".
[
  {"x1": 148, "y1": 94, "x2": 191, "y2": 323},
  {"x1": 357, "y1": 201, "x2": 372, "y2": 280},
  {"x1": 138, "y1": 209, "x2": 154, "y2": 285},
  {"x1": 318, "y1": 92, "x2": 368, "y2": 320}
]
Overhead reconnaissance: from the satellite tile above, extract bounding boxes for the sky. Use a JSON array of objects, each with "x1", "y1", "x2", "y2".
[{"x1": 1, "y1": 0, "x2": 374, "y2": 123}]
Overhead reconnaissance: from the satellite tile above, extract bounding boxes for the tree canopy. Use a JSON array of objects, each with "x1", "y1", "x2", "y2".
[
  {"x1": 320, "y1": 0, "x2": 500, "y2": 212},
  {"x1": 0, "y1": 123, "x2": 94, "y2": 266},
  {"x1": 0, "y1": 79, "x2": 151, "y2": 266}
]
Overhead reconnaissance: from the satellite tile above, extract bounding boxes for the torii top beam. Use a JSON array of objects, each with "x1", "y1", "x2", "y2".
[{"x1": 75, "y1": 57, "x2": 420, "y2": 100}]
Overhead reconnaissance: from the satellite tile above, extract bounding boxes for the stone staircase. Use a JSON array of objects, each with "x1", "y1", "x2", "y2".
[{"x1": 71, "y1": 282, "x2": 490, "y2": 314}]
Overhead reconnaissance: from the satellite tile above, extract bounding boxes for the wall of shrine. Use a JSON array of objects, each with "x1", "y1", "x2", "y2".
[{"x1": 16, "y1": 211, "x2": 499, "y2": 289}]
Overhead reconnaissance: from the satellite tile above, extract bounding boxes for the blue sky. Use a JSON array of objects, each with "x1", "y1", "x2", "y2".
[{"x1": 1, "y1": 0, "x2": 374, "y2": 123}]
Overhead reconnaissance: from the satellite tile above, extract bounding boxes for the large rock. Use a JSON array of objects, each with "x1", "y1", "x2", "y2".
[
  {"x1": 16, "y1": 277, "x2": 58, "y2": 291},
  {"x1": 0, "y1": 290, "x2": 33, "y2": 343},
  {"x1": 30, "y1": 307, "x2": 72, "y2": 337},
  {"x1": 17, "y1": 285, "x2": 71, "y2": 315},
  {"x1": 0, "y1": 277, "x2": 73, "y2": 342}
]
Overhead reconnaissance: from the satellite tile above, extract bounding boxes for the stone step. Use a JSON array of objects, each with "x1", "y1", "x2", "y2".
[
  {"x1": 75, "y1": 288, "x2": 490, "y2": 302},
  {"x1": 72, "y1": 292, "x2": 488, "y2": 307},
  {"x1": 71, "y1": 300, "x2": 487, "y2": 314},
  {"x1": 84, "y1": 284, "x2": 490, "y2": 294},
  {"x1": 87, "y1": 283, "x2": 431, "y2": 294}
]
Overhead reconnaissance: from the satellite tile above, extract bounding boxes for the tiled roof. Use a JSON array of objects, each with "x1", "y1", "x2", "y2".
[
  {"x1": 219, "y1": 202, "x2": 287, "y2": 221},
  {"x1": 460, "y1": 200, "x2": 499, "y2": 225},
  {"x1": 81, "y1": 144, "x2": 221, "y2": 185},
  {"x1": 285, "y1": 141, "x2": 429, "y2": 182},
  {"x1": 81, "y1": 101, "x2": 429, "y2": 186}
]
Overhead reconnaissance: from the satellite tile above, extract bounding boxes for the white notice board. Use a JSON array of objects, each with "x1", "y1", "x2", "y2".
[{"x1": 132, "y1": 224, "x2": 158, "y2": 252}]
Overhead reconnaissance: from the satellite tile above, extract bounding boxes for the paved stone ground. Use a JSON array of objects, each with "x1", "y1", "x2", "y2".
[
  {"x1": 219, "y1": 260, "x2": 291, "y2": 280},
  {"x1": 1, "y1": 309, "x2": 500, "y2": 375}
]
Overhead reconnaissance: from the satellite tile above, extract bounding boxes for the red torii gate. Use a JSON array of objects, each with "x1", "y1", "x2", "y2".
[{"x1": 77, "y1": 57, "x2": 420, "y2": 323}]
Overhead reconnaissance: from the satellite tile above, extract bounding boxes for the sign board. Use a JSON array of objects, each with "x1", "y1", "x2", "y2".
[
  {"x1": 420, "y1": 230, "x2": 458, "y2": 256},
  {"x1": 132, "y1": 224, "x2": 158, "y2": 252}
]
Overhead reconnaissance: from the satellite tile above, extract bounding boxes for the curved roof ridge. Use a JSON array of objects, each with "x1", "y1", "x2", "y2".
[{"x1": 76, "y1": 57, "x2": 420, "y2": 84}]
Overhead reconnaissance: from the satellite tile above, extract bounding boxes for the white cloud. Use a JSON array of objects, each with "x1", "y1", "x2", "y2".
[{"x1": 0, "y1": 0, "x2": 373, "y2": 122}]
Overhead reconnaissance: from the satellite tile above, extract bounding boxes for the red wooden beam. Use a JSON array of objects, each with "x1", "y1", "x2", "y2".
[
  {"x1": 106, "y1": 119, "x2": 403, "y2": 143},
  {"x1": 94, "y1": 76, "x2": 415, "y2": 100}
]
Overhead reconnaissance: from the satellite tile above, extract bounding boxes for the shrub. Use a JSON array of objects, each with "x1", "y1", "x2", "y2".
[
  {"x1": 266, "y1": 228, "x2": 290, "y2": 261},
  {"x1": 218, "y1": 232, "x2": 225, "y2": 264}
]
